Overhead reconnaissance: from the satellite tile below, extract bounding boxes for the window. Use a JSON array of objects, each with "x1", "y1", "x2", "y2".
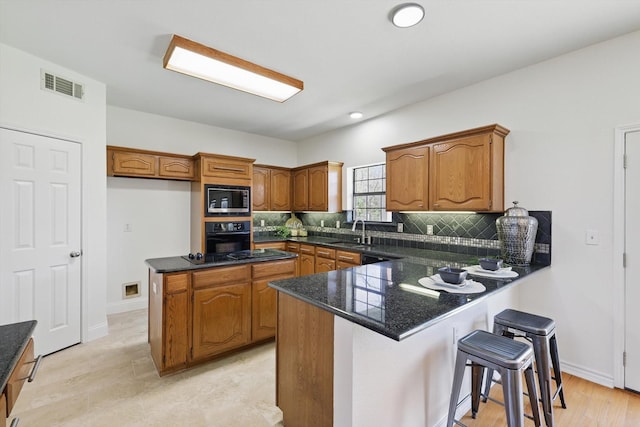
[{"x1": 352, "y1": 163, "x2": 392, "y2": 222}]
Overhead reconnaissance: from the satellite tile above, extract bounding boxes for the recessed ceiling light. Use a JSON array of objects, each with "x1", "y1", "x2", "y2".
[
  {"x1": 390, "y1": 3, "x2": 425, "y2": 28},
  {"x1": 349, "y1": 111, "x2": 363, "y2": 119},
  {"x1": 163, "y1": 34, "x2": 303, "y2": 102}
]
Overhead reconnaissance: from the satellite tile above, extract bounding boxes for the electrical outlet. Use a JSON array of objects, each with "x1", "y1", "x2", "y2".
[
  {"x1": 427, "y1": 225, "x2": 434, "y2": 235},
  {"x1": 321, "y1": 220, "x2": 325, "y2": 227},
  {"x1": 260, "y1": 220, "x2": 265, "y2": 227},
  {"x1": 397, "y1": 223, "x2": 403, "y2": 233},
  {"x1": 336, "y1": 221, "x2": 340, "y2": 228}
]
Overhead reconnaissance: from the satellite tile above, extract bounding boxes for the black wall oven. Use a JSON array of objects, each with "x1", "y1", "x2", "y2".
[
  {"x1": 205, "y1": 185, "x2": 250, "y2": 216},
  {"x1": 205, "y1": 221, "x2": 251, "y2": 254}
]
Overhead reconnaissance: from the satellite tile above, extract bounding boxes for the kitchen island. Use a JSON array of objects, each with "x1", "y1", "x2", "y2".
[
  {"x1": 145, "y1": 249, "x2": 297, "y2": 375},
  {"x1": 269, "y1": 258, "x2": 546, "y2": 427}
]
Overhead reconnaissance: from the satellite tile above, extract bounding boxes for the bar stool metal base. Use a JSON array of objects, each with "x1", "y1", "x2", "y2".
[
  {"x1": 447, "y1": 330, "x2": 541, "y2": 427},
  {"x1": 484, "y1": 309, "x2": 566, "y2": 427}
]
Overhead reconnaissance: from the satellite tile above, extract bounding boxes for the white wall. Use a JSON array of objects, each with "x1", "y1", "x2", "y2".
[
  {"x1": 105, "y1": 107, "x2": 298, "y2": 313},
  {"x1": 0, "y1": 43, "x2": 109, "y2": 341},
  {"x1": 299, "y1": 30, "x2": 640, "y2": 385}
]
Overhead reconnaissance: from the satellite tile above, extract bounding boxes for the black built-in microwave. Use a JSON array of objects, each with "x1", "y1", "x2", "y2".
[{"x1": 205, "y1": 185, "x2": 251, "y2": 216}]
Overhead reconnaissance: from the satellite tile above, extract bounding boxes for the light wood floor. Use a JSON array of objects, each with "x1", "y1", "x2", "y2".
[
  {"x1": 458, "y1": 372, "x2": 640, "y2": 426},
  {"x1": 11, "y1": 309, "x2": 640, "y2": 426}
]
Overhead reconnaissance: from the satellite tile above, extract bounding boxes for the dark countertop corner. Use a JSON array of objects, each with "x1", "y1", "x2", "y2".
[{"x1": 0, "y1": 320, "x2": 37, "y2": 392}]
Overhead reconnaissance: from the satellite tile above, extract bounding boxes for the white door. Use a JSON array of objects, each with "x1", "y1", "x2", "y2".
[
  {"x1": 0, "y1": 127, "x2": 82, "y2": 355},
  {"x1": 625, "y1": 129, "x2": 640, "y2": 392}
]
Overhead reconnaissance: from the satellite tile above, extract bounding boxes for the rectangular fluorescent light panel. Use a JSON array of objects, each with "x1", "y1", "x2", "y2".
[{"x1": 163, "y1": 35, "x2": 303, "y2": 102}]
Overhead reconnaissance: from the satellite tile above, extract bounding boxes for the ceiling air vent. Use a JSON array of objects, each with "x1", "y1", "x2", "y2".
[{"x1": 41, "y1": 69, "x2": 84, "y2": 100}]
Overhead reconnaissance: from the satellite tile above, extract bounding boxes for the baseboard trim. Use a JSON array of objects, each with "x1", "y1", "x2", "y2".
[
  {"x1": 107, "y1": 297, "x2": 147, "y2": 315},
  {"x1": 86, "y1": 320, "x2": 108, "y2": 342},
  {"x1": 560, "y1": 360, "x2": 614, "y2": 388}
]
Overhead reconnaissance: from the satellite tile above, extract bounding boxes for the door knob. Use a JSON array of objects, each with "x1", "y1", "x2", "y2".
[{"x1": 69, "y1": 251, "x2": 82, "y2": 258}]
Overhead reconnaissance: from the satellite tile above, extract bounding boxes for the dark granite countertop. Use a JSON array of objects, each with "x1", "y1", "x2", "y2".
[
  {"x1": 146, "y1": 249, "x2": 297, "y2": 273},
  {"x1": 269, "y1": 259, "x2": 547, "y2": 341},
  {"x1": 0, "y1": 320, "x2": 37, "y2": 392}
]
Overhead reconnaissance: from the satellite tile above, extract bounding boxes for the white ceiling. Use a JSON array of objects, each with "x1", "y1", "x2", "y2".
[{"x1": 2, "y1": 1, "x2": 640, "y2": 142}]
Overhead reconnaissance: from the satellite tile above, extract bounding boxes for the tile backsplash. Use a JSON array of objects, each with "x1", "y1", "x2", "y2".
[{"x1": 253, "y1": 210, "x2": 551, "y2": 266}]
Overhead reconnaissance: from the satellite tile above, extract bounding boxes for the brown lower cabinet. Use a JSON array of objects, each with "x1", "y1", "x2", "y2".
[
  {"x1": 1, "y1": 392, "x2": 5, "y2": 427},
  {"x1": 277, "y1": 293, "x2": 334, "y2": 427},
  {"x1": 148, "y1": 258, "x2": 296, "y2": 376},
  {"x1": 299, "y1": 244, "x2": 316, "y2": 276}
]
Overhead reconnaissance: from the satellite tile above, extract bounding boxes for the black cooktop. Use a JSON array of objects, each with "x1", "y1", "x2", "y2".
[{"x1": 182, "y1": 249, "x2": 276, "y2": 265}]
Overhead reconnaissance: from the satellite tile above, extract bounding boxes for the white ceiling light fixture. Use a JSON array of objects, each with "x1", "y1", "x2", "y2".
[
  {"x1": 349, "y1": 111, "x2": 363, "y2": 119},
  {"x1": 163, "y1": 34, "x2": 303, "y2": 102},
  {"x1": 390, "y1": 3, "x2": 425, "y2": 28}
]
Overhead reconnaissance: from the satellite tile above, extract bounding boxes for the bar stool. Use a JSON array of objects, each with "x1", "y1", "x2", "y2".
[
  {"x1": 447, "y1": 329, "x2": 541, "y2": 427},
  {"x1": 483, "y1": 309, "x2": 566, "y2": 427}
]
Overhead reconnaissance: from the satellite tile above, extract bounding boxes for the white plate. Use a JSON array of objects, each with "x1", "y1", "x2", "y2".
[
  {"x1": 463, "y1": 265, "x2": 519, "y2": 278},
  {"x1": 418, "y1": 276, "x2": 486, "y2": 294}
]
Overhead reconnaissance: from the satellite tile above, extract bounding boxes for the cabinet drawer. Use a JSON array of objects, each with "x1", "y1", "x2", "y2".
[
  {"x1": 299, "y1": 244, "x2": 315, "y2": 255},
  {"x1": 252, "y1": 259, "x2": 296, "y2": 279},
  {"x1": 6, "y1": 337, "x2": 35, "y2": 416},
  {"x1": 254, "y1": 242, "x2": 286, "y2": 251},
  {"x1": 193, "y1": 265, "x2": 251, "y2": 289},
  {"x1": 165, "y1": 272, "x2": 189, "y2": 294},
  {"x1": 285, "y1": 242, "x2": 300, "y2": 252},
  {"x1": 111, "y1": 151, "x2": 156, "y2": 176},
  {"x1": 315, "y1": 247, "x2": 336, "y2": 259},
  {"x1": 336, "y1": 250, "x2": 361, "y2": 265},
  {"x1": 158, "y1": 156, "x2": 194, "y2": 180}
]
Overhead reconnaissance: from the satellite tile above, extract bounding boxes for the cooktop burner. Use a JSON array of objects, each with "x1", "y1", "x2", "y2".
[{"x1": 182, "y1": 249, "x2": 276, "y2": 265}]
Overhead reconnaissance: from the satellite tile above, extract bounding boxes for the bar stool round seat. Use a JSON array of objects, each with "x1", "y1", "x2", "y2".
[
  {"x1": 447, "y1": 329, "x2": 541, "y2": 427},
  {"x1": 484, "y1": 309, "x2": 567, "y2": 427}
]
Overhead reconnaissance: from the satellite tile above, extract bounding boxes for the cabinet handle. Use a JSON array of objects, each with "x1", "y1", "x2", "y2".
[
  {"x1": 10, "y1": 418, "x2": 20, "y2": 427},
  {"x1": 213, "y1": 165, "x2": 245, "y2": 172},
  {"x1": 18, "y1": 354, "x2": 43, "y2": 382},
  {"x1": 338, "y1": 256, "x2": 355, "y2": 261}
]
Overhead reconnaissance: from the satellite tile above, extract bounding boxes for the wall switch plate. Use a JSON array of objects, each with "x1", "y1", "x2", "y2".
[
  {"x1": 427, "y1": 225, "x2": 434, "y2": 235},
  {"x1": 321, "y1": 220, "x2": 325, "y2": 227},
  {"x1": 336, "y1": 221, "x2": 340, "y2": 228},
  {"x1": 124, "y1": 223, "x2": 133, "y2": 232},
  {"x1": 260, "y1": 220, "x2": 265, "y2": 227},
  {"x1": 586, "y1": 229, "x2": 600, "y2": 245},
  {"x1": 397, "y1": 223, "x2": 403, "y2": 233}
]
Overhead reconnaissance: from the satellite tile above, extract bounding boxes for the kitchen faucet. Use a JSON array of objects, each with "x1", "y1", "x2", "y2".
[{"x1": 352, "y1": 219, "x2": 368, "y2": 244}]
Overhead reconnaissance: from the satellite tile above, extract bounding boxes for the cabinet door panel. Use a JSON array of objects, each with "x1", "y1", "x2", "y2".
[
  {"x1": 430, "y1": 134, "x2": 491, "y2": 210},
  {"x1": 158, "y1": 156, "x2": 194, "y2": 180},
  {"x1": 300, "y1": 253, "x2": 315, "y2": 276},
  {"x1": 386, "y1": 146, "x2": 429, "y2": 211},
  {"x1": 112, "y1": 151, "x2": 156, "y2": 176},
  {"x1": 252, "y1": 279, "x2": 277, "y2": 341},
  {"x1": 192, "y1": 284, "x2": 251, "y2": 360},
  {"x1": 308, "y1": 166, "x2": 328, "y2": 211},
  {"x1": 270, "y1": 169, "x2": 291, "y2": 211},
  {"x1": 164, "y1": 291, "x2": 188, "y2": 370},
  {"x1": 292, "y1": 169, "x2": 309, "y2": 211},
  {"x1": 315, "y1": 258, "x2": 335, "y2": 273},
  {"x1": 252, "y1": 167, "x2": 270, "y2": 211}
]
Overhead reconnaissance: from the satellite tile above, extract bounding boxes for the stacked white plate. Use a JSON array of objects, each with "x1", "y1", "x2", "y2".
[
  {"x1": 463, "y1": 265, "x2": 519, "y2": 279},
  {"x1": 418, "y1": 275, "x2": 486, "y2": 294}
]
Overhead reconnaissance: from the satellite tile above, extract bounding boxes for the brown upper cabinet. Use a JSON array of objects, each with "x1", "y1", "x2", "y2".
[
  {"x1": 196, "y1": 153, "x2": 254, "y2": 185},
  {"x1": 253, "y1": 165, "x2": 291, "y2": 211},
  {"x1": 292, "y1": 161, "x2": 343, "y2": 212},
  {"x1": 382, "y1": 124, "x2": 509, "y2": 212},
  {"x1": 107, "y1": 146, "x2": 194, "y2": 180}
]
